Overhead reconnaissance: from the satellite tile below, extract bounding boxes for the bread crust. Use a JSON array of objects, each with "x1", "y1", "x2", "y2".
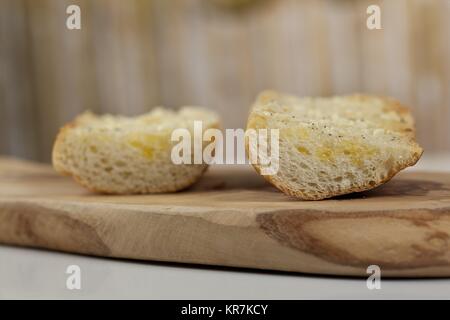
[
  {"x1": 52, "y1": 119, "x2": 78, "y2": 177},
  {"x1": 246, "y1": 91, "x2": 424, "y2": 200}
]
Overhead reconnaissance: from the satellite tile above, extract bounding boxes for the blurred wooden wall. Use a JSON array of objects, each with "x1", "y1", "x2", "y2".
[{"x1": 1, "y1": 0, "x2": 449, "y2": 162}]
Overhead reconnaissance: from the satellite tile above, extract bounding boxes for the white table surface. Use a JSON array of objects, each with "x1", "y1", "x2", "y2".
[{"x1": 1, "y1": 153, "x2": 450, "y2": 300}]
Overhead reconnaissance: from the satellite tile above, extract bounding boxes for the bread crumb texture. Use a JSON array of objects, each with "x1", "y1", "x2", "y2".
[
  {"x1": 247, "y1": 90, "x2": 423, "y2": 200},
  {"x1": 52, "y1": 107, "x2": 220, "y2": 194}
]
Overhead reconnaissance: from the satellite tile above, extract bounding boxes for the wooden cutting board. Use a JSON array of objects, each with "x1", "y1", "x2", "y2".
[{"x1": 0, "y1": 157, "x2": 449, "y2": 277}]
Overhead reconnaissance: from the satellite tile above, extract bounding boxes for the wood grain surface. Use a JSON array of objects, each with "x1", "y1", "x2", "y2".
[{"x1": 0, "y1": 157, "x2": 450, "y2": 277}]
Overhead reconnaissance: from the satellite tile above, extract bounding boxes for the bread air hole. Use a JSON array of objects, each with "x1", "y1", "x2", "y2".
[
  {"x1": 115, "y1": 160, "x2": 126, "y2": 167},
  {"x1": 120, "y1": 172, "x2": 131, "y2": 178},
  {"x1": 299, "y1": 163, "x2": 309, "y2": 169}
]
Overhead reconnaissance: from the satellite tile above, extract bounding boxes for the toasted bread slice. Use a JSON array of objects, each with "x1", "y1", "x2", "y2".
[
  {"x1": 246, "y1": 90, "x2": 423, "y2": 200},
  {"x1": 53, "y1": 107, "x2": 220, "y2": 194}
]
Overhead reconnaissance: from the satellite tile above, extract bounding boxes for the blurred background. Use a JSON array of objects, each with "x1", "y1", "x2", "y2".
[{"x1": 0, "y1": 0, "x2": 449, "y2": 162}]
